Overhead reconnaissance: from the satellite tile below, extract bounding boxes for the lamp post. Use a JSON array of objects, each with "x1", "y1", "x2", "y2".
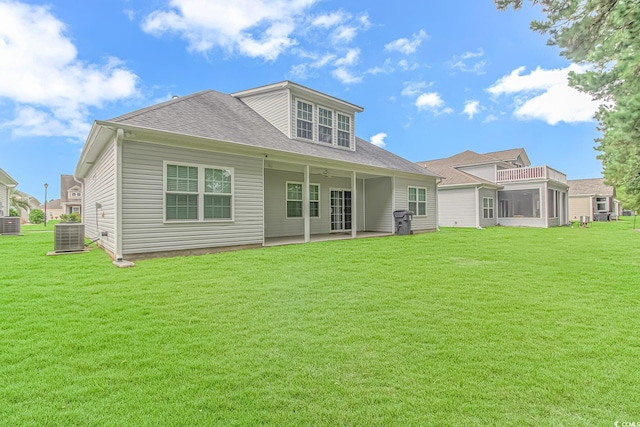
[{"x1": 44, "y1": 183, "x2": 48, "y2": 227}]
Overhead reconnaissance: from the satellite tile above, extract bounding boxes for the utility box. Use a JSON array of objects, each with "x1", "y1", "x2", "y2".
[
  {"x1": 393, "y1": 210, "x2": 413, "y2": 235},
  {"x1": 596, "y1": 212, "x2": 610, "y2": 221}
]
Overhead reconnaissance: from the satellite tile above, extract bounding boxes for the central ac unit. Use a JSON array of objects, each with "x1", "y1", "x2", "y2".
[
  {"x1": 54, "y1": 223, "x2": 85, "y2": 252},
  {"x1": 1, "y1": 217, "x2": 21, "y2": 235}
]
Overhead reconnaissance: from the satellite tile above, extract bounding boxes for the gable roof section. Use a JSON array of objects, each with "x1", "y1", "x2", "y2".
[
  {"x1": 568, "y1": 178, "x2": 614, "y2": 196},
  {"x1": 0, "y1": 168, "x2": 18, "y2": 186},
  {"x1": 484, "y1": 148, "x2": 530, "y2": 165},
  {"x1": 231, "y1": 80, "x2": 364, "y2": 112},
  {"x1": 417, "y1": 150, "x2": 500, "y2": 186},
  {"x1": 105, "y1": 90, "x2": 436, "y2": 177}
]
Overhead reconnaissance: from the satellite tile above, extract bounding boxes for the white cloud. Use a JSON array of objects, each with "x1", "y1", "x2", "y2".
[
  {"x1": 332, "y1": 67, "x2": 362, "y2": 84},
  {"x1": 366, "y1": 58, "x2": 394, "y2": 75},
  {"x1": 488, "y1": 65, "x2": 601, "y2": 124},
  {"x1": 415, "y1": 92, "x2": 444, "y2": 111},
  {"x1": 401, "y1": 80, "x2": 430, "y2": 97},
  {"x1": 312, "y1": 11, "x2": 346, "y2": 28},
  {"x1": 0, "y1": 1, "x2": 138, "y2": 139},
  {"x1": 142, "y1": 0, "x2": 318, "y2": 61},
  {"x1": 370, "y1": 132, "x2": 387, "y2": 148},
  {"x1": 450, "y1": 48, "x2": 486, "y2": 74},
  {"x1": 334, "y1": 48, "x2": 360, "y2": 66},
  {"x1": 398, "y1": 59, "x2": 418, "y2": 71},
  {"x1": 332, "y1": 26, "x2": 357, "y2": 44},
  {"x1": 463, "y1": 100, "x2": 480, "y2": 119},
  {"x1": 483, "y1": 114, "x2": 498, "y2": 123},
  {"x1": 384, "y1": 29, "x2": 427, "y2": 54}
]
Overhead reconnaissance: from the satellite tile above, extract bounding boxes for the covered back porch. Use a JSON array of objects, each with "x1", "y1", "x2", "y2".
[{"x1": 263, "y1": 160, "x2": 396, "y2": 243}]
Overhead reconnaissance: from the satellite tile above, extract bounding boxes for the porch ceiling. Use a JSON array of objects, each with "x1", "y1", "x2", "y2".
[{"x1": 264, "y1": 160, "x2": 387, "y2": 179}]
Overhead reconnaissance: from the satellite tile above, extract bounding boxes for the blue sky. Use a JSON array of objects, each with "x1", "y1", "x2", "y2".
[{"x1": 0, "y1": 0, "x2": 604, "y2": 201}]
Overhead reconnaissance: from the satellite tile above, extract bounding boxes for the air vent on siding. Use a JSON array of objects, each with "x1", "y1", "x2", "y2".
[
  {"x1": 0, "y1": 217, "x2": 20, "y2": 235},
  {"x1": 54, "y1": 223, "x2": 85, "y2": 252}
]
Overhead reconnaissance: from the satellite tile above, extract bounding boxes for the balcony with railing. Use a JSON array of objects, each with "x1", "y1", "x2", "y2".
[{"x1": 496, "y1": 166, "x2": 567, "y2": 184}]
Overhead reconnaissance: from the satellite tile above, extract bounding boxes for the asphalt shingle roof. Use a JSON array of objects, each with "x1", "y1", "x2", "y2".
[
  {"x1": 109, "y1": 90, "x2": 438, "y2": 177},
  {"x1": 417, "y1": 150, "x2": 502, "y2": 186},
  {"x1": 568, "y1": 178, "x2": 614, "y2": 196}
]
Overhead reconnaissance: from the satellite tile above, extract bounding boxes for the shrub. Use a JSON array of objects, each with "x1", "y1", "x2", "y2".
[
  {"x1": 29, "y1": 209, "x2": 45, "y2": 224},
  {"x1": 9, "y1": 207, "x2": 19, "y2": 217},
  {"x1": 60, "y1": 213, "x2": 81, "y2": 223}
]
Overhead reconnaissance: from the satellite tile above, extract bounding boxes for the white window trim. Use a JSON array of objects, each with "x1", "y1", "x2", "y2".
[
  {"x1": 317, "y1": 105, "x2": 334, "y2": 145},
  {"x1": 295, "y1": 98, "x2": 314, "y2": 141},
  {"x1": 286, "y1": 181, "x2": 320, "y2": 219},
  {"x1": 483, "y1": 197, "x2": 494, "y2": 219},
  {"x1": 163, "y1": 160, "x2": 234, "y2": 223},
  {"x1": 293, "y1": 97, "x2": 354, "y2": 151},
  {"x1": 408, "y1": 186, "x2": 428, "y2": 217},
  {"x1": 595, "y1": 197, "x2": 608, "y2": 212},
  {"x1": 336, "y1": 112, "x2": 352, "y2": 150}
]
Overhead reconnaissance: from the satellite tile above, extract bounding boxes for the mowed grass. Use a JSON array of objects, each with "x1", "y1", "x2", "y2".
[{"x1": 1, "y1": 219, "x2": 639, "y2": 426}]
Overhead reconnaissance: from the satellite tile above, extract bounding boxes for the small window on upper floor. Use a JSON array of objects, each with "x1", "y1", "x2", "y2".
[
  {"x1": 70, "y1": 192, "x2": 81, "y2": 198},
  {"x1": 318, "y1": 107, "x2": 333, "y2": 144},
  {"x1": 337, "y1": 113, "x2": 350, "y2": 148},
  {"x1": 297, "y1": 101, "x2": 313, "y2": 140}
]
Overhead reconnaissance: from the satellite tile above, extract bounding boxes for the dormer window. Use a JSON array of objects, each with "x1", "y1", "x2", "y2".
[
  {"x1": 318, "y1": 107, "x2": 333, "y2": 144},
  {"x1": 296, "y1": 101, "x2": 313, "y2": 140},
  {"x1": 337, "y1": 113, "x2": 350, "y2": 148}
]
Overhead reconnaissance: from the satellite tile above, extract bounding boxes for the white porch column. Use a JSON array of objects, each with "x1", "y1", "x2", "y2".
[
  {"x1": 304, "y1": 165, "x2": 310, "y2": 242},
  {"x1": 351, "y1": 170, "x2": 357, "y2": 238}
]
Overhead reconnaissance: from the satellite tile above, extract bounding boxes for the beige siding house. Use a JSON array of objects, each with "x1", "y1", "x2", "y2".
[
  {"x1": 418, "y1": 148, "x2": 569, "y2": 228},
  {"x1": 568, "y1": 178, "x2": 621, "y2": 221},
  {"x1": 0, "y1": 168, "x2": 18, "y2": 217},
  {"x1": 75, "y1": 81, "x2": 440, "y2": 261}
]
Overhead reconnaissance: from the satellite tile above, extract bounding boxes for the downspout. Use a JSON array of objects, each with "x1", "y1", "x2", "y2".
[
  {"x1": 115, "y1": 129, "x2": 124, "y2": 261},
  {"x1": 475, "y1": 185, "x2": 480, "y2": 228},
  {"x1": 435, "y1": 178, "x2": 442, "y2": 231}
]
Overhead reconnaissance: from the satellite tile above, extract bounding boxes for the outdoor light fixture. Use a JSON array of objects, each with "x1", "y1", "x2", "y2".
[{"x1": 44, "y1": 183, "x2": 48, "y2": 227}]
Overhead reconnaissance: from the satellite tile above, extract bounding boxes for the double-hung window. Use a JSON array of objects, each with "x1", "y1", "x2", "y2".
[
  {"x1": 297, "y1": 101, "x2": 313, "y2": 140},
  {"x1": 204, "y1": 168, "x2": 232, "y2": 219},
  {"x1": 166, "y1": 164, "x2": 199, "y2": 220},
  {"x1": 337, "y1": 113, "x2": 351, "y2": 148},
  {"x1": 408, "y1": 187, "x2": 427, "y2": 216},
  {"x1": 287, "y1": 182, "x2": 320, "y2": 218},
  {"x1": 483, "y1": 197, "x2": 494, "y2": 219},
  {"x1": 165, "y1": 162, "x2": 233, "y2": 221},
  {"x1": 318, "y1": 107, "x2": 333, "y2": 144},
  {"x1": 596, "y1": 197, "x2": 607, "y2": 212}
]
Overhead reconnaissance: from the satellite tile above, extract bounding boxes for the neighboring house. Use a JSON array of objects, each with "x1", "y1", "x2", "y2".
[
  {"x1": 418, "y1": 148, "x2": 569, "y2": 228},
  {"x1": 60, "y1": 174, "x2": 82, "y2": 216},
  {"x1": 568, "y1": 178, "x2": 621, "y2": 221},
  {"x1": 0, "y1": 168, "x2": 18, "y2": 217},
  {"x1": 38, "y1": 198, "x2": 63, "y2": 220},
  {"x1": 75, "y1": 81, "x2": 440, "y2": 261}
]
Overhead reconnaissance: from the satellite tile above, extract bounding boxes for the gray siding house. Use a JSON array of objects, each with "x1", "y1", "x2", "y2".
[
  {"x1": 0, "y1": 168, "x2": 18, "y2": 217},
  {"x1": 418, "y1": 148, "x2": 569, "y2": 228},
  {"x1": 75, "y1": 81, "x2": 440, "y2": 260},
  {"x1": 568, "y1": 178, "x2": 621, "y2": 221}
]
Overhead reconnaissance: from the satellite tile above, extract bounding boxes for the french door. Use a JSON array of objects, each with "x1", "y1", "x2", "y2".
[{"x1": 330, "y1": 190, "x2": 352, "y2": 231}]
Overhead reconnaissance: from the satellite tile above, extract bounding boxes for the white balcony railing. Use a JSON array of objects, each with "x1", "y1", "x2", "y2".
[{"x1": 496, "y1": 166, "x2": 567, "y2": 184}]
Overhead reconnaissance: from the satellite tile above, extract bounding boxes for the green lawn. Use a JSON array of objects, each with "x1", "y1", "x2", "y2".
[{"x1": 1, "y1": 219, "x2": 639, "y2": 426}]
